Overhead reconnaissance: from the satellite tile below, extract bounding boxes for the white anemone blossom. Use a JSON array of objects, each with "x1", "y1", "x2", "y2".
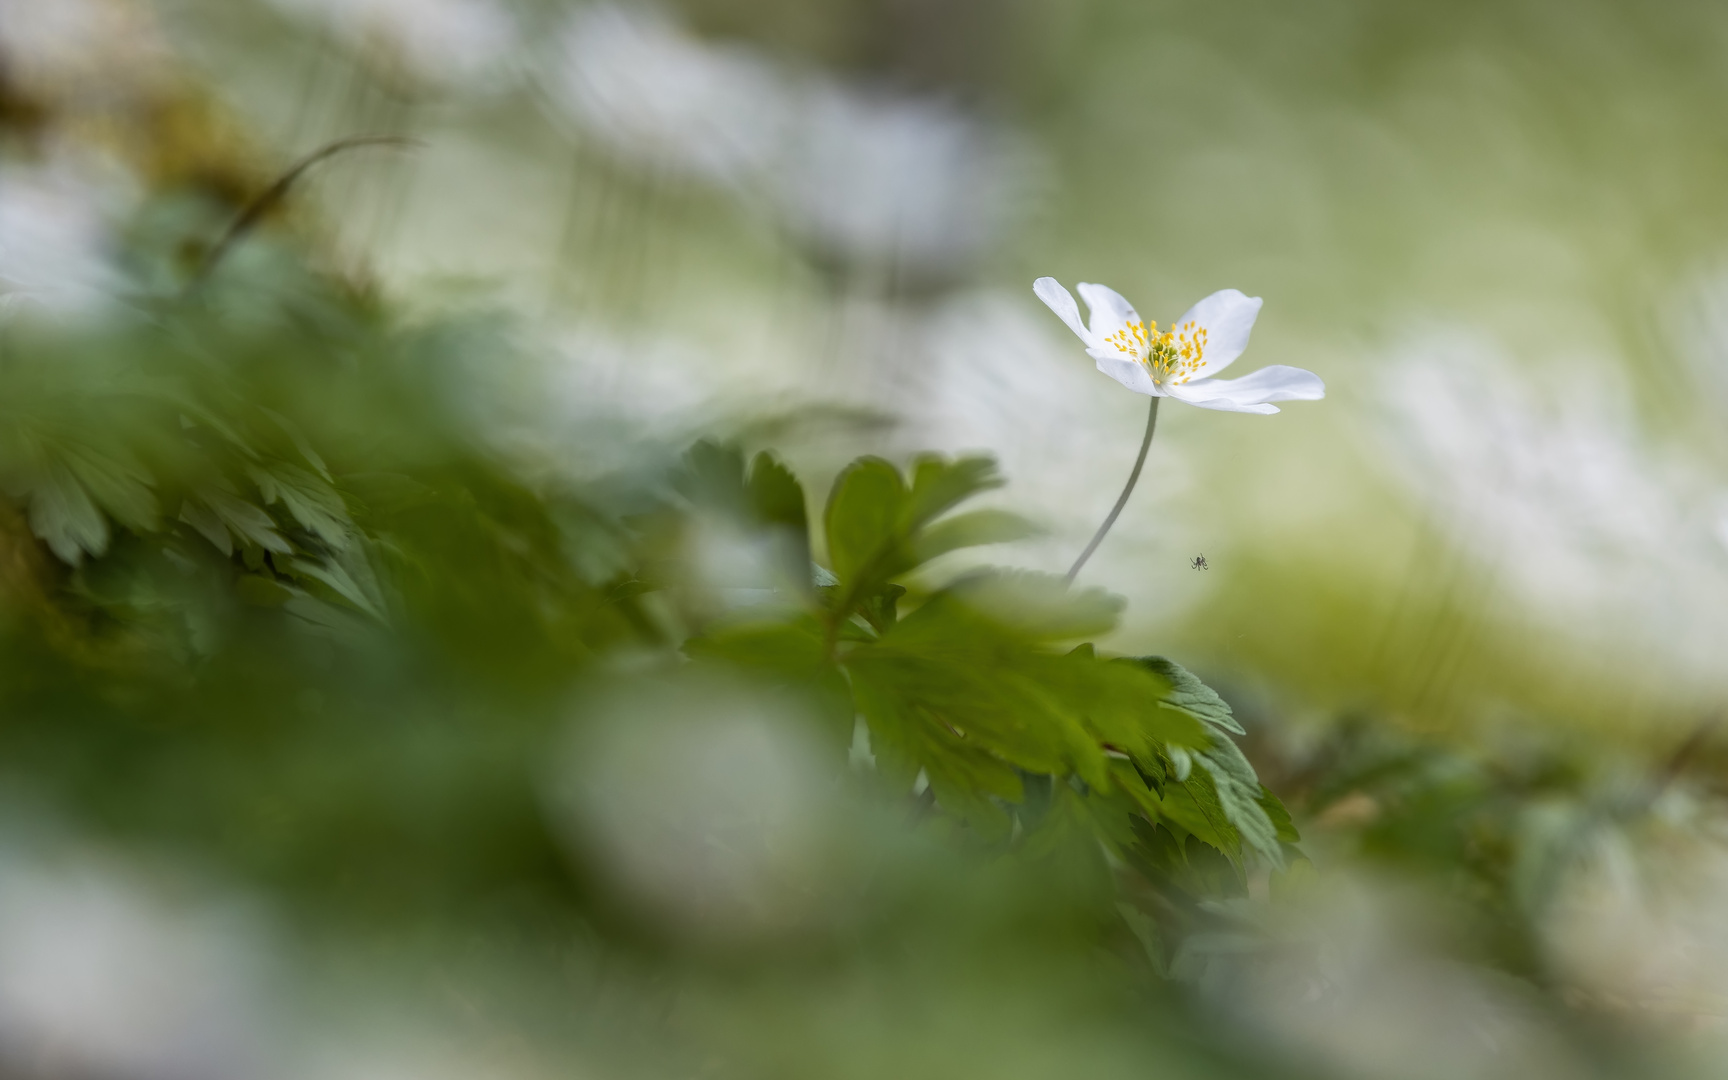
[{"x1": 1034, "y1": 278, "x2": 1324, "y2": 413}]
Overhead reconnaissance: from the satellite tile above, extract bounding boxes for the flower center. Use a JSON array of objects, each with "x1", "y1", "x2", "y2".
[{"x1": 1103, "y1": 319, "x2": 1209, "y2": 385}]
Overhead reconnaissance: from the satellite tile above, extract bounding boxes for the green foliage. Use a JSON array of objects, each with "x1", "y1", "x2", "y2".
[
  {"x1": 688, "y1": 449, "x2": 1300, "y2": 955},
  {"x1": 0, "y1": 273, "x2": 1302, "y2": 1080}
]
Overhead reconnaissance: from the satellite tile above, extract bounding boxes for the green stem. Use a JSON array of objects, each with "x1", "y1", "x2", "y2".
[{"x1": 1064, "y1": 395, "x2": 1159, "y2": 586}]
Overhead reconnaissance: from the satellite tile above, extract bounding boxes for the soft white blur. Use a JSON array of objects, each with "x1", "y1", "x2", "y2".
[
  {"x1": 260, "y1": 0, "x2": 519, "y2": 89},
  {"x1": 0, "y1": 845, "x2": 277, "y2": 1080},
  {"x1": 0, "y1": 0, "x2": 168, "y2": 97},
  {"x1": 546, "y1": 2, "x2": 1029, "y2": 277},
  {"x1": 1375, "y1": 324, "x2": 1728, "y2": 696},
  {"x1": 1189, "y1": 877, "x2": 1588, "y2": 1080},
  {"x1": 1542, "y1": 793, "x2": 1728, "y2": 1035},
  {"x1": 0, "y1": 156, "x2": 138, "y2": 318},
  {"x1": 545, "y1": 676, "x2": 852, "y2": 941},
  {"x1": 549, "y1": 4, "x2": 789, "y2": 187}
]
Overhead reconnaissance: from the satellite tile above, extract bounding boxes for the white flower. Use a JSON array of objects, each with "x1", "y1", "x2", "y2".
[{"x1": 1033, "y1": 278, "x2": 1324, "y2": 414}]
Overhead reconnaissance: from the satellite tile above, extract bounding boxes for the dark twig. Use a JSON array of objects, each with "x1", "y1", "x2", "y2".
[{"x1": 185, "y1": 134, "x2": 422, "y2": 293}]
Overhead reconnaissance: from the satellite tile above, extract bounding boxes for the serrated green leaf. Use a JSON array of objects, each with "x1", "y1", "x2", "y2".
[
  {"x1": 677, "y1": 439, "x2": 749, "y2": 513},
  {"x1": 1160, "y1": 767, "x2": 1240, "y2": 857},
  {"x1": 746, "y1": 451, "x2": 806, "y2": 534},
  {"x1": 903, "y1": 454, "x2": 1002, "y2": 530},
  {"x1": 59, "y1": 442, "x2": 158, "y2": 533},
  {"x1": 250, "y1": 461, "x2": 351, "y2": 549},
  {"x1": 179, "y1": 498, "x2": 231, "y2": 556},
  {"x1": 199, "y1": 488, "x2": 292, "y2": 554},
  {"x1": 1109, "y1": 757, "x2": 1165, "y2": 822},
  {"x1": 1259, "y1": 785, "x2": 1301, "y2": 845},
  {"x1": 29, "y1": 459, "x2": 108, "y2": 564},
  {"x1": 849, "y1": 595, "x2": 1113, "y2": 788},
  {"x1": 1135, "y1": 656, "x2": 1246, "y2": 736},
  {"x1": 910, "y1": 508, "x2": 1040, "y2": 565},
  {"x1": 261, "y1": 406, "x2": 332, "y2": 480},
  {"x1": 282, "y1": 545, "x2": 386, "y2": 620},
  {"x1": 1039, "y1": 650, "x2": 1207, "y2": 759},
  {"x1": 823, "y1": 455, "x2": 907, "y2": 589},
  {"x1": 1193, "y1": 736, "x2": 1283, "y2": 867}
]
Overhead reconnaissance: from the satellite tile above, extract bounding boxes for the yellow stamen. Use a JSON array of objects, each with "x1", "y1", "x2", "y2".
[{"x1": 1103, "y1": 318, "x2": 1209, "y2": 386}]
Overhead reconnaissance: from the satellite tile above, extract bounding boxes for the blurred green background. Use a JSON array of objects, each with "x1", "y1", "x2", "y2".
[
  {"x1": 141, "y1": 0, "x2": 1728, "y2": 736},
  {"x1": 6, "y1": 0, "x2": 1728, "y2": 1077}
]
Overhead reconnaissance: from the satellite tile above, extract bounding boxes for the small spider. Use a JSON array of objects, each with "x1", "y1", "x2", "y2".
[{"x1": 1189, "y1": 554, "x2": 1209, "y2": 571}]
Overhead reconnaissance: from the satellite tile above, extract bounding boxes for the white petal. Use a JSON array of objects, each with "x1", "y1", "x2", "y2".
[
  {"x1": 1182, "y1": 364, "x2": 1325, "y2": 405},
  {"x1": 1089, "y1": 350, "x2": 1161, "y2": 396},
  {"x1": 1076, "y1": 282, "x2": 1142, "y2": 342},
  {"x1": 1033, "y1": 277, "x2": 1096, "y2": 347},
  {"x1": 1166, "y1": 382, "x2": 1280, "y2": 414},
  {"x1": 1174, "y1": 288, "x2": 1262, "y2": 376},
  {"x1": 1166, "y1": 364, "x2": 1324, "y2": 414}
]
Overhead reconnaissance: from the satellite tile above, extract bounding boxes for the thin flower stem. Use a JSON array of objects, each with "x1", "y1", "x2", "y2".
[{"x1": 1065, "y1": 395, "x2": 1159, "y2": 585}]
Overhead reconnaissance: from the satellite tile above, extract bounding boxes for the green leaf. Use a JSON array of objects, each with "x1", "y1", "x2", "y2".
[
  {"x1": 823, "y1": 456, "x2": 907, "y2": 589},
  {"x1": 250, "y1": 461, "x2": 352, "y2": 550},
  {"x1": 858, "y1": 582, "x2": 905, "y2": 634},
  {"x1": 58, "y1": 442, "x2": 158, "y2": 534},
  {"x1": 819, "y1": 455, "x2": 1023, "y2": 620},
  {"x1": 677, "y1": 440, "x2": 750, "y2": 514},
  {"x1": 283, "y1": 547, "x2": 385, "y2": 620},
  {"x1": 686, "y1": 617, "x2": 853, "y2": 752},
  {"x1": 747, "y1": 451, "x2": 812, "y2": 588},
  {"x1": 944, "y1": 571, "x2": 1123, "y2": 641},
  {"x1": 1259, "y1": 785, "x2": 1301, "y2": 845},
  {"x1": 903, "y1": 454, "x2": 1002, "y2": 530},
  {"x1": 686, "y1": 617, "x2": 828, "y2": 671},
  {"x1": 746, "y1": 451, "x2": 806, "y2": 534},
  {"x1": 236, "y1": 574, "x2": 296, "y2": 607},
  {"x1": 1130, "y1": 658, "x2": 1283, "y2": 865},
  {"x1": 849, "y1": 592, "x2": 1115, "y2": 788},
  {"x1": 1134, "y1": 656, "x2": 1246, "y2": 736},
  {"x1": 197, "y1": 488, "x2": 292, "y2": 554},
  {"x1": 29, "y1": 459, "x2": 108, "y2": 564},
  {"x1": 261, "y1": 405, "x2": 332, "y2": 480},
  {"x1": 849, "y1": 660, "x2": 1024, "y2": 834},
  {"x1": 910, "y1": 508, "x2": 1040, "y2": 565},
  {"x1": 179, "y1": 498, "x2": 231, "y2": 556},
  {"x1": 1160, "y1": 766, "x2": 1240, "y2": 856},
  {"x1": 1192, "y1": 735, "x2": 1283, "y2": 867}
]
